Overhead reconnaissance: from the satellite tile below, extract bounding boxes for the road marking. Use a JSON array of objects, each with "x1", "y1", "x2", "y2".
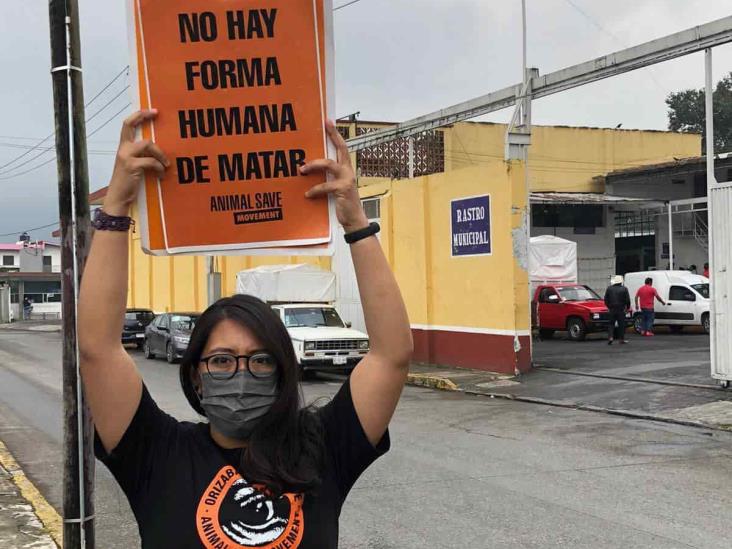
[{"x1": 0, "y1": 439, "x2": 62, "y2": 548}]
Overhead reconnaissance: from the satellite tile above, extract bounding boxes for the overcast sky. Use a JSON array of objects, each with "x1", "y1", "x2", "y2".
[{"x1": 0, "y1": 0, "x2": 730, "y2": 243}]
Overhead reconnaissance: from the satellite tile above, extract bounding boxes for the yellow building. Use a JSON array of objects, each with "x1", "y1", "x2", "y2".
[{"x1": 103, "y1": 121, "x2": 699, "y2": 374}]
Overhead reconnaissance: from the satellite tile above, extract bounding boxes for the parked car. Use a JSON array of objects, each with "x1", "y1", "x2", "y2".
[
  {"x1": 271, "y1": 303, "x2": 369, "y2": 374},
  {"x1": 236, "y1": 265, "x2": 370, "y2": 376},
  {"x1": 144, "y1": 312, "x2": 199, "y2": 363},
  {"x1": 122, "y1": 308, "x2": 155, "y2": 348},
  {"x1": 532, "y1": 283, "x2": 631, "y2": 341},
  {"x1": 625, "y1": 270, "x2": 710, "y2": 334}
]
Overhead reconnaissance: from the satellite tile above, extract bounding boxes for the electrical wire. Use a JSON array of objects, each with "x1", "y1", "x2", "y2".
[
  {"x1": 84, "y1": 85, "x2": 131, "y2": 124},
  {"x1": 82, "y1": 65, "x2": 129, "y2": 108},
  {"x1": 0, "y1": 94, "x2": 130, "y2": 177},
  {"x1": 562, "y1": 0, "x2": 665, "y2": 92},
  {"x1": 0, "y1": 142, "x2": 115, "y2": 155},
  {"x1": 0, "y1": 221, "x2": 60, "y2": 238},
  {"x1": 86, "y1": 102, "x2": 132, "y2": 138},
  {"x1": 0, "y1": 103, "x2": 131, "y2": 181},
  {"x1": 333, "y1": 0, "x2": 365, "y2": 11},
  {"x1": 0, "y1": 66, "x2": 129, "y2": 173}
]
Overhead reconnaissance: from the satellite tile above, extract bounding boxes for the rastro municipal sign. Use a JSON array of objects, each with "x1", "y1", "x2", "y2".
[{"x1": 451, "y1": 195, "x2": 492, "y2": 257}]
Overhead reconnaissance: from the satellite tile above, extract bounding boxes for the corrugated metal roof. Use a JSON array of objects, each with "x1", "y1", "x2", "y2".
[
  {"x1": 606, "y1": 152, "x2": 732, "y2": 179},
  {"x1": 530, "y1": 192, "x2": 663, "y2": 206}
]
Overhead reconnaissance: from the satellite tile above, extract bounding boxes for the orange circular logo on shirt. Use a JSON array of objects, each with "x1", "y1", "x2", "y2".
[{"x1": 196, "y1": 466, "x2": 304, "y2": 548}]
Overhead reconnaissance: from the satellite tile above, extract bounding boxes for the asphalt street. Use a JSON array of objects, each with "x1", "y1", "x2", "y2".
[{"x1": 1, "y1": 330, "x2": 731, "y2": 548}]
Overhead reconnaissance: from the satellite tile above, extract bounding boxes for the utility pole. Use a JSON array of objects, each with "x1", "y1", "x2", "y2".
[{"x1": 49, "y1": 1, "x2": 95, "y2": 547}]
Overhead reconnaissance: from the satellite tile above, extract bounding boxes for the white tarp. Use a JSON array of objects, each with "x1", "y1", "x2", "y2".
[
  {"x1": 529, "y1": 235, "x2": 578, "y2": 284},
  {"x1": 236, "y1": 264, "x2": 336, "y2": 303}
]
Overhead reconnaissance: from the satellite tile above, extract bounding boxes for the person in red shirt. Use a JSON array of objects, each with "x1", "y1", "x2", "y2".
[
  {"x1": 704, "y1": 262, "x2": 710, "y2": 279},
  {"x1": 635, "y1": 278, "x2": 667, "y2": 336}
]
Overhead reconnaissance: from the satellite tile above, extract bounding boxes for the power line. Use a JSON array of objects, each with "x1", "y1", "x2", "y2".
[
  {"x1": 0, "y1": 66, "x2": 129, "y2": 172},
  {"x1": 84, "y1": 85, "x2": 130, "y2": 124},
  {"x1": 0, "y1": 221, "x2": 60, "y2": 239},
  {"x1": 0, "y1": 102, "x2": 131, "y2": 181},
  {"x1": 83, "y1": 65, "x2": 129, "y2": 107},
  {"x1": 0, "y1": 157, "x2": 57, "y2": 180},
  {"x1": 0, "y1": 142, "x2": 115, "y2": 154},
  {"x1": 334, "y1": 0, "x2": 365, "y2": 11},
  {"x1": 562, "y1": 0, "x2": 665, "y2": 92},
  {"x1": 87, "y1": 102, "x2": 132, "y2": 138},
  {"x1": 0, "y1": 135, "x2": 118, "y2": 144},
  {"x1": 0, "y1": 88, "x2": 130, "y2": 176}
]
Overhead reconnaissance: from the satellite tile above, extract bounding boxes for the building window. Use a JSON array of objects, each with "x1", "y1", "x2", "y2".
[
  {"x1": 532, "y1": 205, "x2": 604, "y2": 229},
  {"x1": 615, "y1": 211, "x2": 656, "y2": 238},
  {"x1": 362, "y1": 198, "x2": 381, "y2": 221},
  {"x1": 2, "y1": 255, "x2": 14, "y2": 266}
]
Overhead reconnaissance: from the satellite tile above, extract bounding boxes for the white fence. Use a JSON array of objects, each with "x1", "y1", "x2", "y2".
[{"x1": 710, "y1": 181, "x2": 732, "y2": 385}]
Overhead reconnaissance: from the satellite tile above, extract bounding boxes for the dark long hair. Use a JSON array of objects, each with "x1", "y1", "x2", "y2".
[{"x1": 180, "y1": 294, "x2": 324, "y2": 495}]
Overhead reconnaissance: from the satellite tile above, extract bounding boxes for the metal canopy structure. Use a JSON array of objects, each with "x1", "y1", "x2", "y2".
[
  {"x1": 346, "y1": 15, "x2": 732, "y2": 152},
  {"x1": 530, "y1": 192, "x2": 663, "y2": 207}
]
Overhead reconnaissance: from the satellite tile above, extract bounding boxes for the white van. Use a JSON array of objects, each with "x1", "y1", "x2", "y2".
[{"x1": 624, "y1": 270, "x2": 710, "y2": 334}]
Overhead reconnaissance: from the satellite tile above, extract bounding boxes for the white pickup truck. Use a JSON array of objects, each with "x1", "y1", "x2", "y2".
[
  {"x1": 271, "y1": 303, "x2": 369, "y2": 372},
  {"x1": 236, "y1": 264, "x2": 370, "y2": 374}
]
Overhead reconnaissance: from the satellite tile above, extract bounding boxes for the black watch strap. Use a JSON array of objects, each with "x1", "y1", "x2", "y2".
[{"x1": 344, "y1": 222, "x2": 380, "y2": 244}]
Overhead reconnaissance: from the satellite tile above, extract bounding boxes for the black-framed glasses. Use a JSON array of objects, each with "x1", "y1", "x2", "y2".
[{"x1": 200, "y1": 352, "x2": 278, "y2": 380}]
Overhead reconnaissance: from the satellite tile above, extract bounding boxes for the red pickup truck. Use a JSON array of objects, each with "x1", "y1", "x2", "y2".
[{"x1": 532, "y1": 284, "x2": 630, "y2": 341}]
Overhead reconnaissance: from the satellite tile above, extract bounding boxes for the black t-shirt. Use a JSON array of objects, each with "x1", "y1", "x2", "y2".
[{"x1": 95, "y1": 379, "x2": 389, "y2": 548}]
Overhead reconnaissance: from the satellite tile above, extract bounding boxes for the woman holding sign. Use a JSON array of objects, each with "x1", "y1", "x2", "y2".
[{"x1": 78, "y1": 110, "x2": 413, "y2": 548}]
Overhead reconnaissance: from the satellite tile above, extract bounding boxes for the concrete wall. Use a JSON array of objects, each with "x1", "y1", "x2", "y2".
[
  {"x1": 607, "y1": 172, "x2": 699, "y2": 201},
  {"x1": 125, "y1": 162, "x2": 531, "y2": 375},
  {"x1": 373, "y1": 162, "x2": 531, "y2": 374},
  {"x1": 0, "y1": 246, "x2": 61, "y2": 273},
  {"x1": 445, "y1": 122, "x2": 700, "y2": 192},
  {"x1": 121, "y1": 123, "x2": 700, "y2": 373},
  {"x1": 126, "y1": 216, "x2": 330, "y2": 313}
]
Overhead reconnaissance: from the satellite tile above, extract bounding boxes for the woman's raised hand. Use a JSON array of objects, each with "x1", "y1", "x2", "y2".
[
  {"x1": 105, "y1": 109, "x2": 169, "y2": 215},
  {"x1": 300, "y1": 120, "x2": 369, "y2": 233}
]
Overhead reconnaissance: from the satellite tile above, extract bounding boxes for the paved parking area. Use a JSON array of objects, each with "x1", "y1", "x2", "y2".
[
  {"x1": 3, "y1": 330, "x2": 732, "y2": 548},
  {"x1": 483, "y1": 329, "x2": 732, "y2": 427}
]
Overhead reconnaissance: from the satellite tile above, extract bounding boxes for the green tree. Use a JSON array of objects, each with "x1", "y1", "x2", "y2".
[{"x1": 666, "y1": 72, "x2": 732, "y2": 154}]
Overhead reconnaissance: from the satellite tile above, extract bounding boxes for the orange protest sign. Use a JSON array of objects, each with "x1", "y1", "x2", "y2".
[{"x1": 127, "y1": 0, "x2": 335, "y2": 255}]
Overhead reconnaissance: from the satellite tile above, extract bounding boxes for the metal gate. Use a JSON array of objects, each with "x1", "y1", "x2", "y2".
[{"x1": 710, "y1": 181, "x2": 732, "y2": 385}]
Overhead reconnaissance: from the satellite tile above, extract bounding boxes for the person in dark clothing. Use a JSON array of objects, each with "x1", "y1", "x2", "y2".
[{"x1": 604, "y1": 275, "x2": 631, "y2": 345}]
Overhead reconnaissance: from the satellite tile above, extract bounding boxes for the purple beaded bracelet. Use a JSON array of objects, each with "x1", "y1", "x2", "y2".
[{"x1": 91, "y1": 208, "x2": 135, "y2": 232}]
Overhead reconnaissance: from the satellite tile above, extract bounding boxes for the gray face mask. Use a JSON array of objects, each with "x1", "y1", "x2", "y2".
[{"x1": 199, "y1": 370, "x2": 279, "y2": 440}]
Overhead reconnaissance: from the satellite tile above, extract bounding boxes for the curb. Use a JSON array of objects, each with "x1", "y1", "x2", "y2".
[
  {"x1": 0, "y1": 440, "x2": 62, "y2": 548},
  {"x1": 0, "y1": 326, "x2": 62, "y2": 334},
  {"x1": 406, "y1": 373, "x2": 459, "y2": 392},
  {"x1": 462, "y1": 390, "x2": 732, "y2": 433},
  {"x1": 406, "y1": 374, "x2": 732, "y2": 433}
]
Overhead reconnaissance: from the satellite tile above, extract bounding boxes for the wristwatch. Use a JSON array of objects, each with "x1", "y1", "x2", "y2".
[{"x1": 344, "y1": 222, "x2": 380, "y2": 244}]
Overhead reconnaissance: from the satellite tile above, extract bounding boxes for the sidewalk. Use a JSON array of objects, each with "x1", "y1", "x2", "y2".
[
  {"x1": 407, "y1": 331, "x2": 732, "y2": 431},
  {"x1": 0, "y1": 321, "x2": 61, "y2": 333},
  {"x1": 0, "y1": 443, "x2": 58, "y2": 549}
]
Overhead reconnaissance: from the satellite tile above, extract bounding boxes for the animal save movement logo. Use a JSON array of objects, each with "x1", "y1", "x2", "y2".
[{"x1": 196, "y1": 466, "x2": 304, "y2": 548}]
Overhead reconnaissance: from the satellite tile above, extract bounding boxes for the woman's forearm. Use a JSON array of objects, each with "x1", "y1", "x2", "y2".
[
  {"x1": 78, "y1": 201, "x2": 131, "y2": 358},
  {"x1": 350, "y1": 232, "x2": 413, "y2": 367}
]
